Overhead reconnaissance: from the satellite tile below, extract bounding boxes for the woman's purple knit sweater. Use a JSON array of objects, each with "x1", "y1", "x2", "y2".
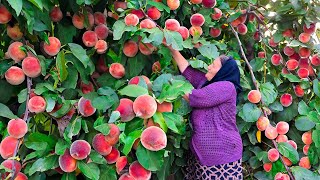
[{"x1": 182, "y1": 65, "x2": 243, "y2": 166}]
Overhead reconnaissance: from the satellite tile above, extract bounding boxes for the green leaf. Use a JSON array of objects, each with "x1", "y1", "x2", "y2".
[
  {"x1": 312, "y1": 130, "x2": 320, "y2": 148},
  {"x1": 55, "y1": 139, "x2": 69, "y2": 155},
  {"x1": 287, "y1": 40, "x2": 307, "y2": 47},
  {"x1": 250, "y1": 58, "x2": 265, "y2": 72},
  {"x1": 275, "y1": 101, "x2": 299, "y2": 122},
  {"x1": 152, "y1": 112, "x2": 168, "y2": 133},
  {"x1": 61, "y1": 172, "x2": 77, "y2": 180},
  {"x1": 27, "y1": 0, "x2": 43, "y2": 10},
  {"x1": 29, "y1": 155, "x2": 59, "y2": 175},
  {"x1": 57, "y1": 23, "x2": 77, "y2": 45},
  {"x1": 146, "y1": 1, "x2": 170, "y2": 12},
  {"x1": 157, "y1": 80, "x2": 193, "y2": 103},
  {"x1": 260, "y1": 82, "x2": 277, "y2": 106},
  {"x1": 164, "y1": 30, "x2": 183, "y2": 51},
  {"x1": 78, "y1": 161, "x2": 100, "y2": 180},
  {"x1": 99, "y1": 165, "x2": 117, "y2": 180},
  {"x1": 93, "y1": 117, "x2": 110, "y2": 135},
  {"x1": 282, "y1": 73, "x2": 301, "y2": 82},
  {"x1": 7, "y1": 0, "x2": 23, "y2": 16},
  {"x1": 118, "y1": 85, "x2": 148, "y2": 97},
  {"x1": 68, "y1": 43, "x2": 90, "y2": 68},
  {"x1": 0, "y1": 103, "x2": 18, "y2": 119},
  {"x1": 109, "y1": 111, "x2": 121, "y2": 123},
  {"x1": 64, "y1": 117, "x2": 82, "y2": 140},
  {"x1": 27, "y1": 132, "x2": 57, "y2": 150},
  {"x1": 136, "y1": 145, "x2": 165, "y2": 171},
  {"x1": 92, "y1": 96, "x2": 115, "y2": 112},
  {"x1": 278, "y1": 142, "x2": 299, "y2": 164},
  {"x1": 142, "y1": 28, "x2": 164, "y2": 46},
  {"x1": 89, "y1": 151, "x2": 107, "y2": 164},
  {"x1": 122, "y1": 130, "x2": 142, "y2": 156},
  {"x1": 112, "y1": 20, "x2": 126, "y2": 40},
  {"x1": 162, "y1": 112, "x2": 186, "y2": 135},
  {"x1": 298, "y1": 100, "x2": 311, "y2": 115},
  {"x1": 313, "y1": 79, "x2": 320, "y2": 98},
  {"x1": 307, "y1": 111, "x2": 320, "y2": 124},
  {"x1": 291, "y1": 166, "x2": 320, "y2": 180},
  {"x1": 56, "y1": 51, "x2": 68, "y2": 82},
  {"x1": 62, "y1": 66, "x2": 78, "y2": 89},
  {"x1": 198, "y1": 44, "x2": 219, "y2": 60},
  {"x1": 241, "y1": 103, "x2": 262, "y2": 122},
  {"x1": 295, "y1": 116, "x2": 315, "y2": 131}
]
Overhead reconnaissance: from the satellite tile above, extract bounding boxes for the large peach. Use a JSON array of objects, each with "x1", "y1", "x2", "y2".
[
  {"x1": 271, "y1": 54, "x2": 282, "y2": 66},
  {"x1": 80, "y1": 81, "x2": 94, "y2": 94},
  {"x1": 157, "y1": 102, "x2": 173, "y2": 112},
  {"x1": 268, "y1": 37, "x2": 278, "y2": 47},
  {"x1": 0, "y1": 136, "x2": 19, "y2": 159},
  {"x1": 289, "y1": 52, "x2": 300, "y2": 60},
  {"x1": 167, "y1": 0, "x2": 180, "y2": 10},
  {"x1": 282, "y1": 29, "x2": 294, "y2": 38},
  {"x1": 59, "y1": 149, "x2": 77, "y2": 172},
  {"x1": 280, "y1": 93, "x2": 292, "y2": 107},
  {"x1": 43, "y1": 37, "x2": 61, "y2": 56},
  {"x1": 8, "y1": 42, "x2": 26, "y2": 63},
  {"x1": 72, "y1": 13, "x2": 85, "y2": 29},
  {"x1": 267, "y1": 148, "x2": 279, "y2": 162},
  {"x1": 116, "y1": 98, "x2": 135, "y2": 122},
  {"x1": 5, "y1": 66, "x2": 25, "y2": 85},
  {"x1": 109, "y1": 63, "x2": 125, "y2": 79},
  {"x1": 276, "y1": 121, "x2": 289, "y2": 135},
  {"x1": 1, "y1": 159, "x2": 21, "y2": 178},
  {"x1": 129, "y1": 161, "x2": 152, "y2": 180},
  {"x1": 265, "y1": 125, "x2": 278, "y2": 140},
  {"x1": 141, "y1": 126, "x2": 167, "y2": 151},
  {"x1": 28, "y1": 96, "x2": 46, "y2": 113},
  {"x1": 282, "y1": 156, "x2": 292, "y2": 166},
  {"x1": 70, "y1": 140, "x2": 91, "y2": 160},
  {"x1": 13, "y1": 172, "x2": 28, "y2": 180},
  {"x1": 297, "y1": 68, "x2": 309, "y2": 79},
  {"x1": 286, "y1": 59, "x2": 299, "y2": 70},
  {"x1": 303, "y1": 23, "x2": 316, "y2": 34},
  {"x1": 7, "y1": 118, "x2": 28, "y2": 139},
  {"x1": 190, "y1": 13, "x2": 205, "y2": 27},
  {"x1": 302, "y1": 131, "x2": 312, "y2": 145},
  {"x1": 104, "y1": 146, "x2": 120, "y2": 164},
  {"x1": 94, "y1": 12, "x2": 106, "y2": 25},
  {"x1": 133, "y1": 95, "x2": 157, "y2": 119},
  {"x1": 209, "y1": 27, "x2": 221, "y2": 38},
  {"x1": 94, "y1": 24, "x2": 109, "y2": 40},
  {"x1": 78, "y1": 97, "x2": 96, "y2": 117},
  {"x1": 299, "y1": 156, "x2": 311, "y2": 169},
  {"x1": 116, "y1": 156, "x2": 127, "y2": 174},
  {"x1": 123, "y1": 40, "x2": 139, "y2": 57},
  {"x1": 299, "y1": 47, "x2": 311, "y2": 58},
  {"x1": 140, "y1": 19, "x2": 156, "y2": 29},
  {"x1": 125, "y1": 14, "x2": 139, "y2": 26},
  {"x1": 92, "y1": 133, "x2": 112, "y2": 155},
  {"x1": 0, "y1": 4, "x2": 12, "y2": 24},
  {"x1": 256, "y1": 116, "x2": 269, "y2": 131},
  {"x1": 147, "y1": 7, "x2": 161, "y2": 20},
  {"x1": 202, "y1": 0, "x2": 216, "y2": 8},
  {"x1": 82, "y1": 31, "x2": 98, "y2": 47},
  {"x1": 299, "y1": 33, "x2": 311, "y2": 43},
  {"x1": 22, "y1": 56, "x2": 41, "y2": 78},
  {"x1": 7, "y1": 24, "x2": 23, "y2": 40},
  {"x1": 165, "y1": 19, "x2": 180, "y2": 31},
  {"x1": 105, "y1": 124, "x2": 120, "y2": 146},
  {"x1": 247, "y1": 90, "x2": 261, "y2": 104},
  {"x1": 50, "y1": 6, "x2": 63, "y2": 22}
]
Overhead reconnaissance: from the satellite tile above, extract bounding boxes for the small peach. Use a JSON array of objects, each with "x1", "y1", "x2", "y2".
[
  {"x1": 78, "y1": 97, "x2": 96, "y2": 117},
  {"x1": 302, "y1": 131, "x2": 312, "y2": 145},
  {"x1": 265, "y1": 125, "x2": 278, "y2": 140},
  {"x1": 280, "y1": 93, "x2": 292, "y2": 107},
  {"x1": 7, "y1": 118, "x2": 28, "y2": 139},
  {"x1": 5, "y1": 66, "x2": 25, "y2": 85},
  {"x1": 28, "y1": 96, "x2": 47, "y2": 113},
  {"x1": 256, "y1": 116, "x2": 269, "y2": 131},
  {"x1": 299, "y1": 156, "x2": 311, "y2": 169},
  {"x1": 247, "y1": 90, "x2": 261, "y2": 104},
  {"x1": 43, "y1": 37, "x2": 61, "y2": 56},
  {"x1": 50, "y1": 6, "x2": 63, "y2": 22},
  {"x1": 267, "y1": 148, "x2": 279, "y2": 162},
  {"x1": 8, "y1": 42, "x2": 26, "y2": 63},
  {"x1": 276, "y1": 121, "x2": 289, "y2": 135},
  {"x1": 125, "y1": 14, "x2": 139, "y2": 26},
  {"x1": 109, "y1": 63, "x2": 125, "y2": 79}
]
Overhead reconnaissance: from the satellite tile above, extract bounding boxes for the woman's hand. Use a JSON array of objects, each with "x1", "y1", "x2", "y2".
[{"x1": 183, "y1": 93, "x2": 190, "y2": 102}]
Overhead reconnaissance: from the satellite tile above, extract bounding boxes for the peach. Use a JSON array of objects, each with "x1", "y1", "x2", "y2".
[
  {"x1": 94, "y1": 12, "x2": 106, "y2": 25},
  {"x1": 1, "y1": 159, "x2": 21, "y2": 173},
  {"x1": 8, "y1": 42, "x2": 26, "y2": 63},
  {"x1": 141, "y1": 126, "x2": 167, "y2": 151},
  {"x1": 104, "y1": 146, "x2": 120, "y2": 164},
  {"x1": 95, "y1": 40, "x2": 108, "y2": 54},
  {"x1": 267, "y1": 148, "x2": 279, "y2": 162},
  {"x1": 86, "y1": 13, "x2": 95, "y2": 29},
  {"x1": 139, "y1": 42, "x2": 156, "y2": 55},
  {"x1": 303, "y1": 23, "x2": 316, "y2": 34},
  {"x1": 211, "y1": 8, "x2": 222, "y2": 20},
  {"x1": 157, "y1": 102, "x2": 173, "y2": 112},
  {"x1": 50, "y1": 6, "x2": 63, "y2": 22},
  {"x1": 152, "y1": 61, "x2": 161, "y2": 73},
  {"x1": 282, "y1": 68, "x2": 289, "y2": 74},
  {"x1": 258, "y1": 52, "x2": 265, "y2": 58},
  {"x1": 114, "y1": 1, "x2": 127, "y2": 11},
  {"x1": 129, "y1": 161, "x2": 152, "y2": 180},
  {"x1": 96, "y1": 57, "x2": 108, "y2": 73},
  {"x1": 256, "y1": 116, "x2": 270, "y2": 131},
  {"x1": 22, "y1": 56, "x2": 41, "y2": 78},
  {"x1": 209, "y1": 27, "x2": 221, "y2": 37},
  {"x1": 237, "y1": 23, "x2": 247, "y2": 35},
  {"x1": 248, "y1": 14, "x2": 255, "y2": 22},
  {"x1": 288, "y1": 140, "x2": 297, "y2": 150},
  {"x1": 128, "y1": 75, "x2": 151, "y2": 85},
  {"x1": 165, "y1": 19, "x2": 180, "y2": 31},
  {"x1": 289, "y1": 52, "x2": 300, "y2": 60},
  {"x1": 191, "y1": 0, "x2": 202, "y2": 4},
  {"x1": 276, "y1": 134, "x2": 288, "y2": 143},
  {"x1": 140, "y1": 19, "x2": 156, "y2": 29},
  {"x1": 70, "y1": 140, "x2": 91, "y2": 160},
  {"x1": 131, "y1": 9, "x2": 144, "y2": 19},
  {"x1": 167, "y1": 0, "x2": 180, "y2": 10},
  {"x1": 116, "y1": 98, "x2": 135, "y2": 122},
  {"x1": 116, "y1": 156, "x2": 127, "y2": 174},
  {"x1": 59, "y1": 149, "x2": 77, "y2": 172},
  {"x1": 190, "y1": 13, "x2": 205, "y2": 26},
  {"x1": 265, "y1": 125, "x2": 278, "y2": 140},
  {"x1": 80, "y1": 81, "x2": 94, "y2": 94},
  {"x1": 7, "y1": 119, "x2": 28, "y2": 139},
  {"x1": 253, "y1": 31, "x2": 260, "y2": 41},
  {"x1": 299, "y1": 58, "x2": 309, "y2": 68},
  {"x1": 282, "y1": 156, "x2": 292, "y2": 166},
  {"x1": 5, "y1": 66, "x2": 25, "y2": 85},
  {"x1": 202, "y1": 0, "x2": 216, "y2": 8},
  {"x1": 178, "y1": 26, "x2": 190, "y2": 40},
  {"x1": 294, "y1": 85, "x2": 304, "y2": 97},
  {"x1": 7, "y1": 24, "x2": 23, "y2": 40},
  {"x1": 43, "y1": 37, "x2": 61, "y2": 56},
  {"x1": 78, "y1": 97, "x2": 96, "y2": 117},
  {"x1": 230, "y1": 13, "x2": 247, "y2": 27},
  {"x1": 189, "y1": 26, "x2": 203, "y2": 37},
  {"x1": 0, "y1": 136, "x2": 19, "y2": 159},
  {"x1": 276, "y1": 121, "x2": 289, "y2": 135},
  {"x1": 280, "y1": 93, "x2": 292, "y2": 107},
  {"x1": 119, "y1": 173, "x2": 136, "y2": 180},
  {"x1": 105, "y1": 124, "x2": 120, "y2": 146},
  {"x1": 28, "y1": 96, "x2": 46, "y2": 113},
  {"x1": 133, "y1": 95, "x2": 157, "y2": 119},
  {"x1": 109, "y1": 63, "x2": 125, "y2": 79},
  {"x1": 275, "y1": 173, "x2": 290, "y2": 180},
  {"x1": 299, "y1": 156, "x2": 311, "y2": 169},
  {"x1": 299, "y1": 47, "x2": 311, "y2": 58},
  {"x1": 299, "y1": 33, "x2": 311, "y2": 43},
  {"x1": 271, "y1": 54, "x2": 282, "y2": 66},
  {"x1": 82, "y1": 31, "x2": 98, "y2": 47},
  {"x1": 303, "y1": 145, "x2": 310, "y2": 155},
  {"x1": 263, "y1": 163, "x2": 272, "y2": 172},
  {"x1": 286, "y1": 59, "x2": 299, "y2": 70},
  {"x1": 92, "y1": 133, "x2": 112, "y2": 155},
  {"x1": 14, "y1": 172, "x2": 28, "y2": 180},
  {"x1": 308, "y1": 65, "x2": 315, "y2": 76},
  {"x1": 125, "y1": 14, "x2": 139, "y2": 26},
  {"x1": 123, "y1": 40, "x2": 139, "y2": 57},
  {"x1": 282, "y1": 29, "x2": 294, "y2": 38},
  {"x1": 269, "y1": 37, "x2": 278, "y2": 47},
  {"x1": 302, "y1": 131, "x2": 312, "y2": 145},
  {"x1": 147, "y1": 7, "x2": 161, "y2": 20},
  {"x1": 94, "y1": 24, "x2": 109, "y2": 40},
  {"x1": 297, "y1": 68, "x2": 309, "y2": 79},
  {"x1": 311, "y1": 54, "x2": 320, "y2": 66},
  {"x1": 247, "y1": 90, "x2": 261, "y2": 104},
  {"x1": 283, "y1": 46, "x2": 295, "y2": 56},
  {"x1": 72, "y1": 13, "x2": 85, "y2": 29},
  {"x1": 0, "y1": 4, "x2": 12, "y2": 24}
]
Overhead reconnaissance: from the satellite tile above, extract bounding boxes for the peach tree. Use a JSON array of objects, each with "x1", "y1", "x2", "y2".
[{"x1": 0, "y1": 0, "x2": 319, "y2": 179}]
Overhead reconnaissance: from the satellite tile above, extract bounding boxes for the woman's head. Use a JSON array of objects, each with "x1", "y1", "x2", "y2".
[{"x1": 205, "y1": 55, "x2": 229, "y2": 81}]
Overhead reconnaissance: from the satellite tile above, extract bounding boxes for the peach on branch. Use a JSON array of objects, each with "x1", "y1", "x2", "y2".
[
  {"x1": 0, "y1": 4, "x2": 12, "y2": 24},
  {"x1": 7, "y1": 119, "x2": 28, "y2": 139},
  {"x1": 94, "y1": 12, "x2": 106, "y2": 25},
  {"x1": 299, "y1": 47, "x2": 311, "y2": 58},
  {"x1": 263, "y1": 163, "x2": 272, "y2": 172},
  {"x1": 178, "y1": 26, "x2": 190, "y2": 40},
  {"x1": 123, "y1": 40, "x2": 138, "y2": 57},
  {"x1": 131, "y1": 9, "x2": 144, "y2": 19},
  {"x1": 302, "y1": 131, "x2": 312, "y2": 145},
  {"x1": 283, "y1": 46, "x2": 295, "y2": 56},
  {"x1": 276, "y1": 134, "x2": 288, "y2": 143},
  {"x1": 105, "y1": 124, "x2": 120, "y2": 146},
  {"x1": 297, "y1": 68, "x2": 309, "y2": 79},
  {"x1": 265, "y1": 125, "x2": 278, "y2": 140},
  {"x1": 275, "y1": 173, "x2": 290, "y2": 180},
  {"x1": 59, "y1": 149, "x2": 77, "y2": 172},
  {"x1": 276, "y1": 121, "x2": 289, "y2": 135},
  {"x1": 94, "y1": 24, "x2": 109, "y2": 40},
  {"x1": 253, "y1": 31, "x2": 260, "y2": 41},
  {"x1": 139, "y1": 42, "x2": 155, "y2": 55},
  {"x1": 28, "y1": 96, "x2": 46, "y2": 113},
  {"x1": 78, "y1": 97, "x2": 96, "y2": 117},
  {"x1": 303, "y1": 23, "x2": 316, "y2": 34},
  {"x1": 288, "y1": 140, "x2": 297, "y2": 149},
  {"x1": 114, "y1": 1, "x2": 127, "y2": 11},
  {"x1": 116, "y1": 156, "x2": 127, "y2": 174},
  {"x1": 95, "y1": 40, "x2": 108, "y2": 54},
  {"x1": 7, "y1": 24, "x2": 23, "y2": 40},
  {"x1": 247, "y1": 90, "x2": 261, "y2": 104},
  {"x1": 1, "y1": 159, "x2": 21, "y2": 178},
  {"x1": 294, "y1": 85, "x2": 304, "y2": 97},
  {"x1": 109, "y1": 63, "x2": 125, "y2": 79},
  {"x1": 80, "y1": 81, "x2": 94, "y2": 94},
  {"x1": 189, "y1": 26, "x2": 203, "y2": 37},
  {"x1": 299, "y1": 33, "x2": 311, "y2": 43},
  {"x1": 202, "y1": 0, "x2": 216, "y2": 8},
  {"x1": 82, "y1": 31, "x2": 98, "y2": 47},
  {"x1": 271, "y1": 54, "x2": 282, "y2": 66},
  {"x1": 167, "y1": 0, "x2": 180, "y2": 10},
  {"x1": 140, "y1": 19, "x2": 156, "y2": 29},
  {"x1": 289, "y1": 52, "x2": 300, "y2": 61},
  {"x1": 209, "y1": 27, "x2": 221, "y2": 38},
  {"x1": 0, "y1": 136, "x2": 19, "y2": 159},
  {"x1": 116, "y1": 98, "x2": 136, "y2": 122},
  {"x1": 257, "y1": 52, "x2": 265, "y2": 58},
  {"x1": 22, "y1": 56, "x2": 41, "y2": 78},
  {"x1": 50, "y1": 6, "x2": 63, "y2": 22},
  {"x1": 303, "y1": 145, "x2": 310, "y2": 155},
  {"x1": 282, "y1": 156, "x2": 292, "y2": 166},
  {"x1": 92, "y1": 133, "x2": 112, "y2": 155},
  {"x1": 282, "y1": 29, "x2": 294, "y2": 38},
  {"x1": 165, "y1": 19, "x2": 180, "y2": 31},
  {"x1": 72, "y1": 14, "x2": 85, "y2": 29},
  {"x1": 70, "y1": 140, "x2": 91, "y2": 160},
  {"x1": 157, "y1": 102, "x2": 173, "y2": 112},
  {"x1": 129, "y1": 161, "x2": 152, "y2": 180},
  {"x1": 286, "y1": 59, "x2": 299, "y2": 70},
  {"x1": 147, "y1": 7, "x2": 161, "y2": 20},
  {"x1": 299, "y1": 156, "x2": 311, "y2": 169},
  {"x1": 43, "y1": 37, "x2": 61, "y2": 56},
  {"x1": 104, "y1": 146, "x2": 120, "y2": 164},
  {"x1": 152, "y1": 61, "x2": 161, "y2": 73},
  {"x1": 125, "y1": 14, "x2": 139, "y2": 26},
  {"x1": 211, "y1": 8, "x2": 222, "y2": 20},
  {"x1": 133, "y1": 95, "x2": 157, "y2": 119},
  {"x1": 13, "y1": 172, "x2": 28, "y2": 180},
  {"x1": 311, "y1": 54, "x2": 320, "y2": 66},
  {"x1": 268, "y1": 37, "x2": 278, "y2": 47},
  {"x1": 237, "y1": 23, "x2": 247, "y2": 35},
  {"x1": 86, "y1": 13, "x2": 95, "y2": 29},
  {"x1": 96, "y1": 57, "x2": 108, "y2": 73},
  {"x1": 8, "y1": 42, "x2": 26, "y2": 63},
  {"x1": 268, "y1": 148, "x2": 279, "y2": 162},
  {"x1": 280, "y1": 93, "x2": 292, "y2": 107},
  {"x1": 141, "y1": 126, "x2": 167, "y2": 151},
  {"x1": 5, "y1": 66, "x2": 25, "y2": 85},
  {"x1": 256, "y1": 116, "x2": 269, "y2": 131},
  {"x1": 190, "y1": 13, "x2": 205, "y2": 26}
]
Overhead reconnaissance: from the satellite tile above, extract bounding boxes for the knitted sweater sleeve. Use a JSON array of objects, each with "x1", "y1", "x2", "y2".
[
  {"x1": 181, "y1": 65, "x2": 206, "y2": 88},
  {"x1": 189, "y1": 81, "x2": 235, "y2": 108}
]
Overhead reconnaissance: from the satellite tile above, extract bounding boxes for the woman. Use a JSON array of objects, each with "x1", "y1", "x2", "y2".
[{"x1": 168, "y1": 47, "x2": 243, "y2": 179}]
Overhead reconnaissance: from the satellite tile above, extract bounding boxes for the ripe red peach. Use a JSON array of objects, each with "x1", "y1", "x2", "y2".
[
  {"x1": 289, "y1": 52, "x2": 300, "y2": 61},
  {"x1": 94, "y1": 12, "x2": 106, "y2": 25},
  {"x1": 276, "y1": 134, "x2": 288, "y2": 143},
  {"x1": 267, "y1": 148, "x2": 279, "y2": 162},
  {"x1": 230, "y1": 13, "x2": 247, "y2": 27},
  {"x1": 5, "y1": 66, "x2": 25, "y2": 85},
  {"x1": 141, "y1": 126, "x2": 167, "y2": 151},
  {"x1": 8, "y1": 42, "x2": 26, "y2": 63},
  {"x1": 299, "y1": 58, "x2": 309, "y2": 68},
  {"x1": 303, "y1": 23, "x2": 316, "y2": 34},
  {"x1": 7, "y1": 119, "x2": 28, "y2": 139},
  {"x1": 253, "y1": 31, "x2": 260, "y2": 41},
  {"x1": 189, "y1": 26, "x2": 203, "y2": 37},
  {"x1": 70, "y1": 140, "x2": 91, "y2": 160},
  {"x1": 152, "y1": 61, "x2": 161, "y2": 73},
  {"x1": 125, "y1": 14, "x2": 139, "y2": 26},
  {"x1": 104, "y1": 146, "x2": 120, "y2": 164},
  {"x1": 0, "y1": 4, "x2": 12, "y2": 24},
  {"x1": 105, "y1": 124, "x2": 120, "y2": 146},
  {"x1": 237, "y1": 23, "x2": 247, "y2": 35},
  {"x1": 82, "y1": 31, "x2": 98, "y2": 47},
  {"x1": 78, "y1": 97, "x2": 96, "y2": 117},
  {"x1": 248, "y1": 14, "x2": 255, "y2": 22},
  {"x1": 190, "y1": 13, "x2": 205, "y2": 26},
  {"x1": 258, "y1": 52, "x2": 265, "y2": 58},
  {"x1": 109, "y1": 63, "x2": 125, "y2": 79},
  {"x1": 282, "y1": 156, "x2": 292, "y2": 166},
  {"x1": 7, "y1": 24, "x2": 23, "y2": 40},
  {"x1": 116, "y1": 156, "x2": 127, "y2": 174},
  {"x1": 303, "y1": 145, "x2": 310, "y2": 155},
  {"x1": 191, "y1": 0, "x2": 202, "y2": 4},
  {"x1": 0, "y1": 136, "x2": 19, "y2": 159},
  {"x1": 202, "y1": 0, "x2": 216, "y2": 8},
  {"x1": 286, "y1": 59, "x2": 299, "y2": 70},
  {"x1": 299, "y1": 47, "x2": 311, "y2": 58},
  {"x1": 294, "y1": 85, "x2": 304, "y2": 97},
  {"x1": 133, "y1": 95, "x2": 157, "y2": 119},
  {"x1": 116, "y1": 98, "x2": 135, "y2": 122},
  {"x1": 271, "y1": 54, "x2": 282, "y2": 66},
  {"x1": 94, "y1": 24, "x2": 109, "y2": 40},
  {"x1": 282, "y1": 29, "x2": 294, "y2": 38},
  {"x1": 157, "y1": 102, "x2": 173, "y2": 112},
  {"x1": 311, "y1": 54, "x2": 320, "y2": 66},
  {"x1": 265, "y1": 125, "x2": 278, "y2": 140},
  {"x1": 147, "y1": 7, "x2": 161, "y2": 20},
  {"x1": 139, "y1": 42, "x2": 155, "y2": 55},
  {"x1": 167, "y1": 0, "x2": 180, "y2": 10},
  {"x1": 269, "y1": 37, "x2": 278, "y2": 47},
  {"x1": 247, "y1": 90, "x2": 261, "y2": 104},
  {"x1": 114, "y1": 1, "x2": 127, "y2": 11},
  {"x1": 131, "y1": 9, "x2": 144, "y2": 19},
  {"x1": 288, "y1": 140, "x2": 297, "y2": 150},
  {"x1": 43, "y1": 37, "x2": 61, "y2": 56},
  {"x1": 263, "y1": 163, "x2": 272, "y2": 172},
  {"x1": 129, "y1": 75, "x2": 151, "y2": 86},
  {"x1": 297, "y1": 68, "x2": 309, "y2": 79},
  {"x1": 276, "y1": 121, "x2": 289, "y2": 135},
  {"x1": 13, "y1": 172, "x2": 28, "y2": 180},
  {"x1": 123, "y1": 40, "x2": 139, "y2": 57},
  {"x1": 302, "y1": 131, "x2": 312, "y2": 145},
  {"x1": 178, "y1": 26, "x2": 190, "y2": 40},
  {"x1": 28, "y1": 96, "x2": 46, "y2": 113},
  {"x1": 50, "y1": 6, "x2": 63, "y2": 22},
  {"x1": 165, "y1": 19, "x2": 180, "y2": 31},
  {"x1": 256, "y1": 116, "x2": 270, "y2": 131},
  {"x1": 299, "y1": 156, "x2": 311, "y2": 169},
  {"x1": 80, "y1": 81, "x2": 94, "y2": 94},
  {"x1": 59, "y1": 149, "x2": 77, "y2": 172},
  {"x1": 1, "y1": 159, "x2": 21, "y2": 178},
  {"x1": 211, "y1": 8, "x2": 222, "y2": 20},
  {"x1": 72, "y1": 14, "x2": 85, "y2": 29},
  {"x1": 92, "y1": 133, "x2": 112, "y2": 155},
  {"x1": 275, "y1": 173, "x2": 290, "y2": 180},
  {"x1": 22, "y1": 56, "x2": 41, "y2": 78},
  {"x1": 299, "y1": 33, "x2": 311, "y2": 43},
  {"x1": 280, "y1": 93, "x2": 292, "y2": 107},
  {"x1": 209, "y1": 27, "x2": 221, "y2": 37},
  {"x1": 283, "y1": 46, "x2": 295, "y2": 56},
  {"x1": 119, "y1": 173, "x2": 136, "y2": 180},
  {"x1": 129, "y1": 161, "x2": 152, "y2": 180},
  {"x1": 95, "y1": 40, "x2": 108, "y2": 54}
]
